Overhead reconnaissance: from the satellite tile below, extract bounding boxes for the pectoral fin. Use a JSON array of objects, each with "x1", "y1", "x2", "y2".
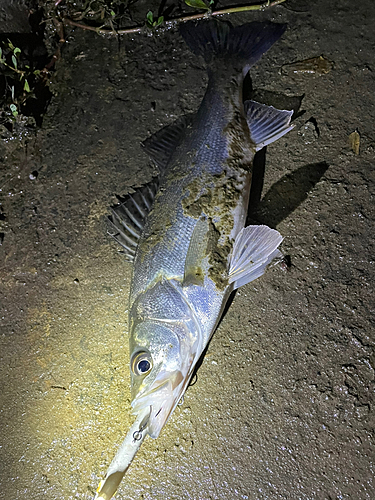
[
  {"x1": 245, "y1": 100, "x2": 294, "y2": 152},
  {"x1": 183, "y1": 217, "x2": 210, "y2": 287},
  {"x1": 229, "y1": 225, "x2": 283, "y2": 290}
]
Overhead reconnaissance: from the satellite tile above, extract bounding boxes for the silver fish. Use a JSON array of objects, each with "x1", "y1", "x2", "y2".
[{"x1": 96, "y1": 19, "x2": 293, "y2": 499}]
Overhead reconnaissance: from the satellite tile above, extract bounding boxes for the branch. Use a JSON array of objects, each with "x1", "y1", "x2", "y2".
[
  {"x1": 0, "y1": 61, "x2": 26, "y2": 77},
  {"x1": 63, "y1": 0, "x2": 287, "y2": 36}
]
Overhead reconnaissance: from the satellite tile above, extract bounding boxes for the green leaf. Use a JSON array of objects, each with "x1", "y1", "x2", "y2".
[
  {"x1": 8, "y1": 40, "x2": 15, "y2": 51},
  {"x1": 156, "y1": 16, "x2": 164, "y2": 27},
  {"x1": 13, "y1": 47, "x2": 21, "y2": 56},
  {"x1": 10, "y1": 104, "x2": 18, "y2": 117},
  {"x1": 185, "y1": 0, "x2": 210, "y2": 10},
  {"x1": 110, "y1": 10, "x2": 115, "y2": 16},
  {"x1": 11, "y1": 86, "x2": 14, "y2": 100},
  {"x1": 33, "y1": 69, "x2": 40, "y2": 76},
  {"x1": 0, "y1": 47, "x2": 2, "y2": 59},
  {"x1": 24, "y1": 79, "x2": 30, "y2": 92},
  {"x1": 12, "y1": 55, "x2": 17, "y2": 68},
  {"x1": 146, "y1": 11, "x2": 153, "y2": 23}
]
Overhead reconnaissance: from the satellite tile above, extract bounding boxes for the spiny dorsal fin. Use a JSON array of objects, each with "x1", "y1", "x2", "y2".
[
  {"x1": 245, "y1": 100, "x2": 294, "y2": 152},
  {"x1": 229, "y1": 225, "x2": 283, "y2": 290},
  {"x1": 108, "y1": 178, "x2": 158, "y2": 261},
  {"x1": 142, "y1": 114, "x2": 194, "y2": 170}
]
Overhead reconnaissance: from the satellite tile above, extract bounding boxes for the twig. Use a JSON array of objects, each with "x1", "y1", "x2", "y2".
[
  {"x1": 1, "y1": 61, "x2": 26, "y2": 77},
  {"x1": 45, "y1": 18, "x2": 66, "y2": 70},
  {"x1": 63, "y1": 0, "x2": 287, "y2": 36}
]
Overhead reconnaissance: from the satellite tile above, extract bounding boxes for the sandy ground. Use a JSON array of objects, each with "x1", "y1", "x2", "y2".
[{"x1": 0, "y1": 0, "x2": 374, "y2": 498}]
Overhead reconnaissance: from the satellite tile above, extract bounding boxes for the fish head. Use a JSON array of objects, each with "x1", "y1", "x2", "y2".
[{"x1": 129, "y1": 319, "x2": 199, "y2": 438}]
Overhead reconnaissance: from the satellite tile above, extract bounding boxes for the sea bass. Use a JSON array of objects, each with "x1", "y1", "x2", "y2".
[{"x1": 96, "y1": 20, "x2": 293, "y2": 499}]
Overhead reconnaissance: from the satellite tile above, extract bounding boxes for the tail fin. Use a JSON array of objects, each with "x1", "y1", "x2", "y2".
[{"x1": 179, "y1": 20, "x2": 286, "y2": 74}]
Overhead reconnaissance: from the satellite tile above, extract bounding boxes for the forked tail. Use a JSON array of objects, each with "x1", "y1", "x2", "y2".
[{"x1": 179, "y1": 19, "x2": 287, "y2": 75}]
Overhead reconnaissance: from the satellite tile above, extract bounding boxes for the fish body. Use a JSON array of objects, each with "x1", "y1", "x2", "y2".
[
  {"x1": 97, "y1": 20, "x2": 293, "y2": 499},
  {"x1": 128, "y1": 20, "x2": 292, "y2": 438}
]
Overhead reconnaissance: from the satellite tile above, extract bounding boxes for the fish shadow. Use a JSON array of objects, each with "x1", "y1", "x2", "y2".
[{"x1": 247, "y1": 156, "x2": 329, "y2": 228}]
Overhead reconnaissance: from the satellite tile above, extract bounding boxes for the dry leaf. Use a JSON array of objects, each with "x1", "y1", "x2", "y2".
[
  {"x1": 282, "y1": 55, "x2": 333, "y2": 76},
  {"x1": 348, "y1": 130, "x2": 360, "y2": 155}
]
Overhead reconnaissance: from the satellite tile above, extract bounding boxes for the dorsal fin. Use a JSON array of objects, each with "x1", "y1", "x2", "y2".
[
  {"x1": 142, "y1": 114, "x2": 194, "y2": 170},
  {"x1": 108, "y1": 179, "x2": 158, "y2": 261}
]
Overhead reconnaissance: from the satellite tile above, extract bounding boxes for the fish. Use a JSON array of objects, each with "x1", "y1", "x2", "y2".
[{"x1": 95, "y1": 19, "x2": 293, "y2": 500}]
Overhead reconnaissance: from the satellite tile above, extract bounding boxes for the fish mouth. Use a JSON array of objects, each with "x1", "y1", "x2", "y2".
[{"x1": 131, "y1": 368, "x2": 192, "y2": 439}]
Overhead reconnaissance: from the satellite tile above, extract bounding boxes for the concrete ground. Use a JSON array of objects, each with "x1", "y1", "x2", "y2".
[{"x1": 0, "y1": 0, "x2": 374, "y2": 498}]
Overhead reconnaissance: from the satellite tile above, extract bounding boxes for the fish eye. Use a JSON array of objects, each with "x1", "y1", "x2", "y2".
[{"x1": 131, "y1": 351, "x2": 153, "y2": 376}]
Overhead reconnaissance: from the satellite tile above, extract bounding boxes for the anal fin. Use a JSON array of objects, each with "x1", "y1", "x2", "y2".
[
  {"x1": 229, "y1": 225, "x2": 283, "y2": 290},
  {"x1": 245, "y1": 100, "x2": 294, "y2": 152}
]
